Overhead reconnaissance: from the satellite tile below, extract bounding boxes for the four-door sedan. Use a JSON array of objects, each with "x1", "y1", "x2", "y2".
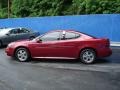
[
  {"x1": 0, "y1": 27, "x2": 40, "y2": 47},
  {"x1": 5, "y1": 30, "x2": 112, "y2": 64}
]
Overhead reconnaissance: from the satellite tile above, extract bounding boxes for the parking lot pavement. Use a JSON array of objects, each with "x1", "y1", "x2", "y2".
[
  {"x1": 29, "y1": 46, "x2": 120, "y2": 72},
  {"x1": 1, "y1": 46, "x2": 120, "y2": 72},
  {"x1": 0, "y1": 47, "x2": 120, "y2": 90}
]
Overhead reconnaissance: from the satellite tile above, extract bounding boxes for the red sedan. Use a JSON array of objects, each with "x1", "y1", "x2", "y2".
[{"x1": 5, "y1": 30, "x2": 112, "y2": 64}]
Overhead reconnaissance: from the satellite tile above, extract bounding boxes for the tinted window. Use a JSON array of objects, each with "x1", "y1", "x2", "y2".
[
  {"x1": 65, "y1": 32, "x2": 80, "y2": 39},
  {"x1": 18, "y1": 28, "x2": 30, "y2": 33},
  {"x1": 40, "y1": 31, "x2": 60, "y2": 41},
  {"x1": 10, "y1": 29, "x2": 20, "y2": 34}
]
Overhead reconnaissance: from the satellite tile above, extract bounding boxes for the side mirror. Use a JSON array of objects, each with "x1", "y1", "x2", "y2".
[{"x1": 36, "y1": 39, "x2": 42, "y2": 43}]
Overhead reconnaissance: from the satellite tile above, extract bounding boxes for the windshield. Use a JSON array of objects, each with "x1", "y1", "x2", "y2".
[{"x1": 32, "y1": 34, "x2": 43, "y2": 41}]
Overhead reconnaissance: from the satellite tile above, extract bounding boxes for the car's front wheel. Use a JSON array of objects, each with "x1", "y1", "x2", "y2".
[
  {"x1": 15, "y1": 48, "x2": 30, "y2": 62},
  {"x1": 80, "y1": 49, "x2": 96, "y2": 64}
]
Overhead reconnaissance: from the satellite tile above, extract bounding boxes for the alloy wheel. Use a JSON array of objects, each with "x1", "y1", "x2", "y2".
[
  {"x1": 15, "y1": 48, "x2": 30, "y2": 62},
  {"x1": 80, "y1": 49, "x2": 96, "y2": 64}
]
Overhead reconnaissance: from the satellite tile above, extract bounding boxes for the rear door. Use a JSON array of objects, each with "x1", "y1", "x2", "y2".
[{"x1": 17, "y1": 28, "x2": 30, "y2": 40}]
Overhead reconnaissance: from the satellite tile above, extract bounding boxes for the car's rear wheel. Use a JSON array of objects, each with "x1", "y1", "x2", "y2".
[
  {"x1": 80, "y1": 49, "x2": 96, "y2": 64},
  {"x1": 15, "y1": 48, "x2": 30, "y2": 62}
]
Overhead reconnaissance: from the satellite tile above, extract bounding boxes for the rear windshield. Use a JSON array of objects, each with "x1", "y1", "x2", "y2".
[{"x1": 81, "y1": 32, "x2": 97, "y2": 38}]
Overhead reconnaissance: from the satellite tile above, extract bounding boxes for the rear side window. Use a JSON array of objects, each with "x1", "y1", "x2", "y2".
[
  {"x1": 65, "y1": 32, "x2": 80, "y2": 40},
  {"x1": 21, "y1": 28, "x2": 30, "y2": 33}
]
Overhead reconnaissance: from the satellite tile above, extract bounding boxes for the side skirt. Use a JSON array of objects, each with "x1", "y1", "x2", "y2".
[{"x1": 33, "y1": 57, "x2": 76, "y2": 59}]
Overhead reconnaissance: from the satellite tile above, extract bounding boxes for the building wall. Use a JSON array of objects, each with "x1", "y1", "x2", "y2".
[{"x1": 0, "y1": 14, "x2": 120, "y2": 41}]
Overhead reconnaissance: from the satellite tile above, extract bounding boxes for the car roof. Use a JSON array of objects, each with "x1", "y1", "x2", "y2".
[
  {"x1": 48, "y1": 30, "x2": 96, "y2": 38},
  {"x1": 0, "y1": 27, "x2": 22, "y2": 32},
  {"x1": 49, "y1": 30, "x2": 81, "y2": 34},
  {"x1": 0, "y1": 27, "x2": 26, "y2": 30}
]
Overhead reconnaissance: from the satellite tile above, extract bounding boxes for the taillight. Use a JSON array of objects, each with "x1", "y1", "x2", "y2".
[
  {"x1": 104, "y1": 39, "x2": 110, "y2": 47},
  {"x1": 99, "y1": 38, "x2": 110, "y2": 48}
]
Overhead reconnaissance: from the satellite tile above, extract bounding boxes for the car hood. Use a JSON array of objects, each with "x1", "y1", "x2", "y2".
[{"x1": 10, "y1": 39, "x2": 33, "y2": 45}]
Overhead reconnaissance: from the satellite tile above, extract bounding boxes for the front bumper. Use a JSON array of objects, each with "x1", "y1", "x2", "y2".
[{"x1": 5, "y1": 47, "x2": 14, "y2": 56}]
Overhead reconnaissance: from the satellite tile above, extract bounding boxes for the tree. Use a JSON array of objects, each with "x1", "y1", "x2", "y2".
[
  {"x1": 0, "y1": 0, "x2": 8, "y2": 18},
  {"x1": 30, "y1": 0, "x2": 65, "y2": 16},
  {"x1": 0, "y1": 0, "x2": 120, "y2": 18},
  {"x1": 11, "y1": 0, "x2": 32, "y2": 17}
]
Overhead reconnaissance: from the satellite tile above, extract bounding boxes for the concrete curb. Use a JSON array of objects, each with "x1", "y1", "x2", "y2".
[{"x1": 110, "y1": 42, "x2": 120, "y2": 47}]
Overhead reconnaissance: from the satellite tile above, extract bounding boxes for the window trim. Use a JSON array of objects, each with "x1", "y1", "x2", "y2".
[{"x1": 39, "y1": 31, "x2": 61, "y2": 42}]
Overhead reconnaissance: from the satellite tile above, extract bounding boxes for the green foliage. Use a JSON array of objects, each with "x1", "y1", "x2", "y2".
[
  {"x1": 0, "y1": 0, "x2": 8, "y2": 8},
  {"x1": 30, "y1": 0, "x2": 63, "y2": 16},
  {"x1": 11, "y1": 0, "x2": 32, "y2": 17},
  {"x1": 0, "y1": 0, "x2": 8, "y2": 18},
  {"x1": 0, "y1": 0, "x2": 120, "y2": 18},
  {"x1": 0, "y1": 8, "x2": 7, "y2": 18},
  {"x1": 72, "y1": 0, "x2": 120, "y2": 14}
]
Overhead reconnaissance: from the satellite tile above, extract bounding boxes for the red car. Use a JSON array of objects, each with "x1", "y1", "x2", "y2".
[{"x1": 5, "y1": 30, "x2": 112, "y2": 64}]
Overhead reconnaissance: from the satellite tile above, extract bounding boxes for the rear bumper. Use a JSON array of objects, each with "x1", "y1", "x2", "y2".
[
  {"x1": 97, "y1": 48, "x2": 112, "y2": 57},
  {"x1": 5, "y1": 47, "x2": 14, "y2": 56}
]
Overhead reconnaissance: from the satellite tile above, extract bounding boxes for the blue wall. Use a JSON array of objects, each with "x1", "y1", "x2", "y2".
[{"x1": 0, "y1": 14, "x2": 120, "y2": 42}]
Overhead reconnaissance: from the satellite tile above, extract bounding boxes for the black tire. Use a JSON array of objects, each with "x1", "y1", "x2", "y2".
[
  {"x1": 15, "y1": 48, "x2": 30, "y2": 62},
  {"x1": 80, "y1": 49, "x2": 96, "y2": 64}
]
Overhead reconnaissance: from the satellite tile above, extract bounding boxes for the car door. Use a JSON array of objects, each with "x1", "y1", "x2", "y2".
[
  {"x1": 16, "y1": 28, "x2": 30, "y2": 40},
  {"x1": 5, "y1": 29, "x2": 18, "y2": 43},
  {"x1": 30, "y1": 31, "x2": 62, "y2": 58},
  {"x1": 57, "y1": 31, "x2": 81, "y2": 58}
]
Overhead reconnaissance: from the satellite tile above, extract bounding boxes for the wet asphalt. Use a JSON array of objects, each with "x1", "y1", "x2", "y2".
[{"x1": 0, "y1": 47, "x2": 120, "y2": 90}]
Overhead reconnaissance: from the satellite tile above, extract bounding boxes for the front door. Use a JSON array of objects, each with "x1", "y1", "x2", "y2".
[
  {"x1": 31, "y1": 31, "x2": 62, "y2": 58},
  {"x1": 4, "y1": 29, "x2": 18, "y2": 44}
]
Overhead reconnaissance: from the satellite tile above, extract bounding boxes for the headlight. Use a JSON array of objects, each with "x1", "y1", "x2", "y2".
[{"x1": 8, "y1": 43, "x2": 14, "y2": 47}]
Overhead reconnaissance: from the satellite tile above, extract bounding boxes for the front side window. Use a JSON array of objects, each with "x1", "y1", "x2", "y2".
[
  {"x1": 10, "y1": 29, "x2": 20, "y2": 34},
  {"x1": 40, "y1": 31, "x2": 60, "y2": 41},
  {"x1": 17, "y1": 28, "x2": 30, "y2": 33}
]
